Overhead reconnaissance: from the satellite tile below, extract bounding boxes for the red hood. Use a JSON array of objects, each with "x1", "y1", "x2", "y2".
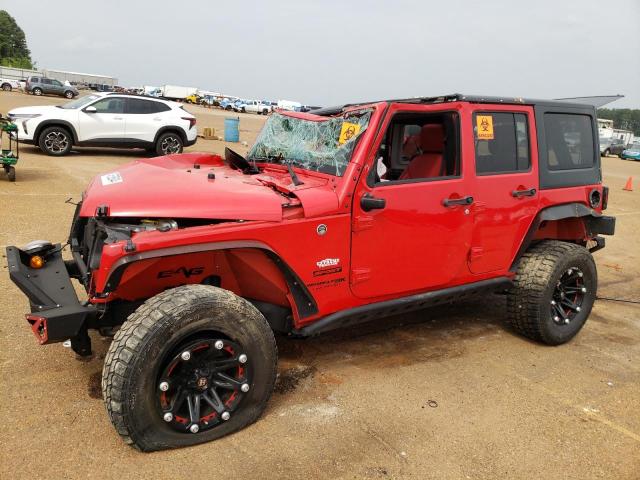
[{"x1": 80, "y1": 153, "x2": 339, "y2": 221}]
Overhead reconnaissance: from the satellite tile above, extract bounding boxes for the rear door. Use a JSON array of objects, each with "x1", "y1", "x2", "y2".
[
  {"x1": 467, "y1": 106, "x2": 539, "y2": 273},
  {"x1": 77, "y1": 97, "x2": 126, "y2": 142},
  {"x1": 124, "y1": 98, "x2": 172, "y2": 142}
]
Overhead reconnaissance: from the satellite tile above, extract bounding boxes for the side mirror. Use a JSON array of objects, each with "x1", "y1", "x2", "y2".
[{"x1": 84, "y1": 106, "x2": 97, "y2": 113}]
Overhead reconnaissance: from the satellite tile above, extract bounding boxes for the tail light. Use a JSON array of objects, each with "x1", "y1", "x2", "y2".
[
  {"x1": 182, "y1": 117, "x2": 196, "y2": 129},
  {"x1": 602, "y1": 186, "x2": 609, "y2": 210}
]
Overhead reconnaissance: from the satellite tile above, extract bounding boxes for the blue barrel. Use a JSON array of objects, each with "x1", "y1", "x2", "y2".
[{"x1": 224, "y1": 117, "x2": 240, "y2": 142}]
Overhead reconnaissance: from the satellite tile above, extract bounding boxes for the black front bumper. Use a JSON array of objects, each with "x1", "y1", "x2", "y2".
[{"x1": 6, "y1": 244, "x2": 97, "y2": 347}]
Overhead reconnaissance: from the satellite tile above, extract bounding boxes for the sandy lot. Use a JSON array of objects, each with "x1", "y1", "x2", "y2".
[{"x1": 0, "y1": 90, "x2": 638, "y2": 479}]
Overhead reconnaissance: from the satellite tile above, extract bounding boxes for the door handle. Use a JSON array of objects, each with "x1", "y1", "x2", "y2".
[
  {"x1": 511, "y1": 188, "x2": 537, "y2": 197},
  {"x1": 361, "y1": 193, "x2": 386, "y2": 212},
  {"x1": 442, "y1": 195, "x2": 474, "y2": 207}
]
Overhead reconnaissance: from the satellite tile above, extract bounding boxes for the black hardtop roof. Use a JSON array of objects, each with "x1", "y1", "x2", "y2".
[{"x1": 312, "y1": 93, "x2": 592, "y2": 115}]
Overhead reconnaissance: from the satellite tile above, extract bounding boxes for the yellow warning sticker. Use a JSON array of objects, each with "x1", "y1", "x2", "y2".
[
  {"x1": 476, "y1": 115, "x2": 494, "y2": 140},
  {"x1": 339, "y1": 122, "x2": 361, "y2": 144}
]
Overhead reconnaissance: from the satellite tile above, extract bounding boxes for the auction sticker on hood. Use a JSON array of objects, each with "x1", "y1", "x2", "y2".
[{"x1": 101, "y1": 172, "x2": 123, "y2": 186}]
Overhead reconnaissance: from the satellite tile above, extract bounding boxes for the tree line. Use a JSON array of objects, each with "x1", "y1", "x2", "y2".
[
  {"x1": 597, "y1": 108, "x2": 640, "y2": 137},
  {"x1": 0, "y1": 10, "x2": 33, "y2": 69}
]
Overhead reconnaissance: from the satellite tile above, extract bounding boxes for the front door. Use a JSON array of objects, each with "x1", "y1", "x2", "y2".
[
  {"x1": 78, "y1": 97, "x2": 126, "y2": 142},
  {"x1": 350, "y1": 105, "x2": 474, "y2": 299},
  {"x1": 467, "y1": 107, "x2": 539, "y2": 273}
]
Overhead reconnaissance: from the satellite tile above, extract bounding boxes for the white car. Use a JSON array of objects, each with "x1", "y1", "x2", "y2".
[
  {"x1": 8, "y1": 93, "x2": 197, "y2": 156},
  {"x1": 1, "y1": 78, "x2": 21, "y2": 92},
  {"x1": 238, "y1": 100, "x2": 273, "y2": 115}
]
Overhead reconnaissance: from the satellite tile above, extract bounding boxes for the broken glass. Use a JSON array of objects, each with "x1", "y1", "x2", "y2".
[{"x1": 248, "y1": 110, "x2": 372, "y2": 176}]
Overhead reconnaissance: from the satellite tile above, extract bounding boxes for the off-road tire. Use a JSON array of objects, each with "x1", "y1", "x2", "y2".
[
  {"x1": 64, "y1": 90, "x2": 74, "y2": 99},
  {"x1": 102, "y1": 285, "x2": 277, "y2": 451},
  {"x1": 32, "y1": 87, "x2": 43, "y2": 96},
  {"x1": 38, "y1": 125, "x2": 73, "y2": 156},
  {"x1": 7, "y1": 166, "x2": 16, "y2": 182},
  {"x1": 507, "y1": 240, "x2": 597, "y2": 345},
  {"x1": 1, "y1": 83, "x2": 11, "y2": 92},
  {"x1": 155, "y1": 131, "x2": 183, "y2": 156}
]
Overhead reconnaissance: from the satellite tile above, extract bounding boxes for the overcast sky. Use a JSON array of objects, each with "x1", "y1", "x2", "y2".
[{"x1": 5, "y1": 0, "x2": 640, "y2": 107}]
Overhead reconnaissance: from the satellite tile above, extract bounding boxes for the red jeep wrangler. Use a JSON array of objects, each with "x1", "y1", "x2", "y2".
[{"x1": 7, "y1": 94, "x2": 615, "y2": 451}]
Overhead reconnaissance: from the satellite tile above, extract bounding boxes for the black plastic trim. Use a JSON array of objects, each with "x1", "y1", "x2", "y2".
[{"x1": 293, "y1": 277, "x2": 512, "y2": 337}]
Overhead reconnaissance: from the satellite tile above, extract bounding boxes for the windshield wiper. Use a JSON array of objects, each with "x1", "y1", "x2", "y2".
[{"x1": 272, "y1": 154, "x2": 303, "y2": 186}]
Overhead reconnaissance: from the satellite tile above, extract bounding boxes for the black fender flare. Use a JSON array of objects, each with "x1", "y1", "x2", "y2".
[
  {"x1": 34, "y1": 120, "x2": 79, "y2": 144},
  {"x1": 153, "y1": 126, "x2": 187, "y2": 145},
  {"x1": 100, "y1": 241, "x2": 318, "y2": 319},
  {"x1": 511, "y1": 202, "x2": 616, "y2": 270}
]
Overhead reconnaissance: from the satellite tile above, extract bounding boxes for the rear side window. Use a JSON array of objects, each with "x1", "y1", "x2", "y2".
[
  {"x1": 473, "y1": 112, "x2": 530, "y2": 174},
  {"x1": 544, "y1": 114, "x2": 594, "y2": 170},
  {"x1": 126, "y1": 98, "x2": 170, "y2": 114}
]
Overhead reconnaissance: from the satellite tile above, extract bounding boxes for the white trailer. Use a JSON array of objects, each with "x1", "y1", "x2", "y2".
[{"x1": 162, "y1": 85, "x2": 198, "y2": 100}]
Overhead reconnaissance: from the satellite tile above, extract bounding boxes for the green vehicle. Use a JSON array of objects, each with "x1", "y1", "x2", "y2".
[{"x1": 1, "y1": 116, "x2": 18, "y2": 181}]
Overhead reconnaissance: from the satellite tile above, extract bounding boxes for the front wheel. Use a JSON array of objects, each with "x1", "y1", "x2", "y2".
[
  {"x1": 1, "y1": 83, "x2": 11, "y2": 92},
  {"x1": 507, "y1": 240, "x2": 597, "y2": 345},
  {"x1": 38, "y1": 126, "x2": 73, "y2": 156},
  {"x1": 64, "y1": 90, "x2": 74, "y2": 99},
  {"x1": 5, "y1": 166, "x2": 16, "y2": 181},
  {"x1": 32, "y1": 87, "x2": 43, "y2": 96},
  {"x1": 603, "y1": 149, "x2": 611, "y2": 157},
  {"x1": 155, "y1": 132, "x2": 183, "y2": 156},
  {"x1": 102, "y1": 285, "x2": 278, "y2": 451}
]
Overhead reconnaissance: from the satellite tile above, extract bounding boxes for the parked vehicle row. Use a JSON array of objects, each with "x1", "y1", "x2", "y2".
[{"x1": 8, "y1": 93, "x2": 197, "y2": 156}]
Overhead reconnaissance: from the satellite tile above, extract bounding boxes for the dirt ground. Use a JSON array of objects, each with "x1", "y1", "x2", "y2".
[{"x1": 0, "y1": 90, "x2": 638, "y2": 480}]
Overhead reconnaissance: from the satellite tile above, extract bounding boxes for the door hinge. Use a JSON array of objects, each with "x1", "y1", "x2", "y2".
[
  {"x1": 351, "y1": 267, "x2": 372, "y2": 285},
  {"x1": 352, "y1": 215, "x2": 374, "y2": 232},
  {"x1": 469, "y1": 246, "x2": 483, "y2": 260}
]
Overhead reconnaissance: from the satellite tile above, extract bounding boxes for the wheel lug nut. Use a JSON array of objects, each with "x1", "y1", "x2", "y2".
[
  {"x1": 181, "y1": 351, "x2": 191, "y2": 361},
  {"x1": 564, "y1": 318, "x2": 570, "y2": 324},
  {"x1": 221, "y1": 411, "x2": 230, "y2": 421},
  {"x1": 553, "y1": 316, "x2": 560, "y2": 322},
  {"x1": 238, "y1": 354, "x2": 247, "y2": 364},
  {"x1": 159, "y1": 381, "x2": 169, "y2": 391},
  {"x1": 214, "y1": 340, "x2": 224, "y2": 350},
  {"x1": 550, "y1": 300, "x2": 556, "y2": 305},
  {"x1": 241, "y1": 383, "x2": 250, "y2": 392},
  {"x1": 576, "y1": 306, "x2": 581, "y2": 312},
  {"x1": 581, "y1": 287, "x2": 587, "y2": 293},
  {"x1": 163, "y1": 412, "x2": 173, "y2": 422},
  {"x1": 190, "y1": 424, "x2": 199, "y2": 433},
  {"x1": 577, "y1": 272, "x2": 583, "y2": 277}
]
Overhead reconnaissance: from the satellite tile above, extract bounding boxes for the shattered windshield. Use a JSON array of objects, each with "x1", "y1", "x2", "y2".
[{"x1": 248, "y1": 110, "x2": 372, "y2": 176}]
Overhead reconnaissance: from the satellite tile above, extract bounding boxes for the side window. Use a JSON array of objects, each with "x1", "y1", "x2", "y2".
[
  {"x1": 544, "y1": 114, "x2": 594, "y2": 170},
  {"x1": 91, "y1": 98, "x2": 125, "y2": 114},
  {"x1": 371, "y1": 112, "x2": 460, "y2": 184},
  {"x1": 126, "y1": 98, "x2": 170, "y2": 114},
  {"x1": 41, "y1": 78, "x2": 52, "y2": 85},
  {"x1": 473, "y1": 112, "x2": 530, "y2": 174},
  {"x1": 52, "y1": 80, "x2": 62, "y2": 86}
]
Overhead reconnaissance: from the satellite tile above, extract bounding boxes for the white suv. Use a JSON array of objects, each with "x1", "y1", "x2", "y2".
[{"x1": 8, "y1": 93, "x2": 197, "y2": 156}]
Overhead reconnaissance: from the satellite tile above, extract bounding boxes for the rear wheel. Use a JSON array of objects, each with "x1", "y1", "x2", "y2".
[
  {"x1": 38, "y1": 126, "x2": 73, "y2": 156},
  {"x1": 7, "y1": 166, "x2": 16, "y2": 182},
  {"x1": 603, "y1": 148, "x2": 611, "y2": 157},
  {"x1": 102, "y1": 285, "x2": 277, "y2": 451},
  {"x1": 64, "y1": 90, "x2": 74, "y2": 99},
  {"x1": 155, "y1": 132, "x2": 183, "y2": 156},
  {"x1": 33, "y1": 87, "x2": 43, "y2": 96},
  {"x1": 507, "y1": 240, "x2": 596, "y2": 345}
]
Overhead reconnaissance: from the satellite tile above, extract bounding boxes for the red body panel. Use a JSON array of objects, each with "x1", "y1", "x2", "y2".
[{"x1": 80, "y1": 101, "x2": 602, "y2": 329}]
